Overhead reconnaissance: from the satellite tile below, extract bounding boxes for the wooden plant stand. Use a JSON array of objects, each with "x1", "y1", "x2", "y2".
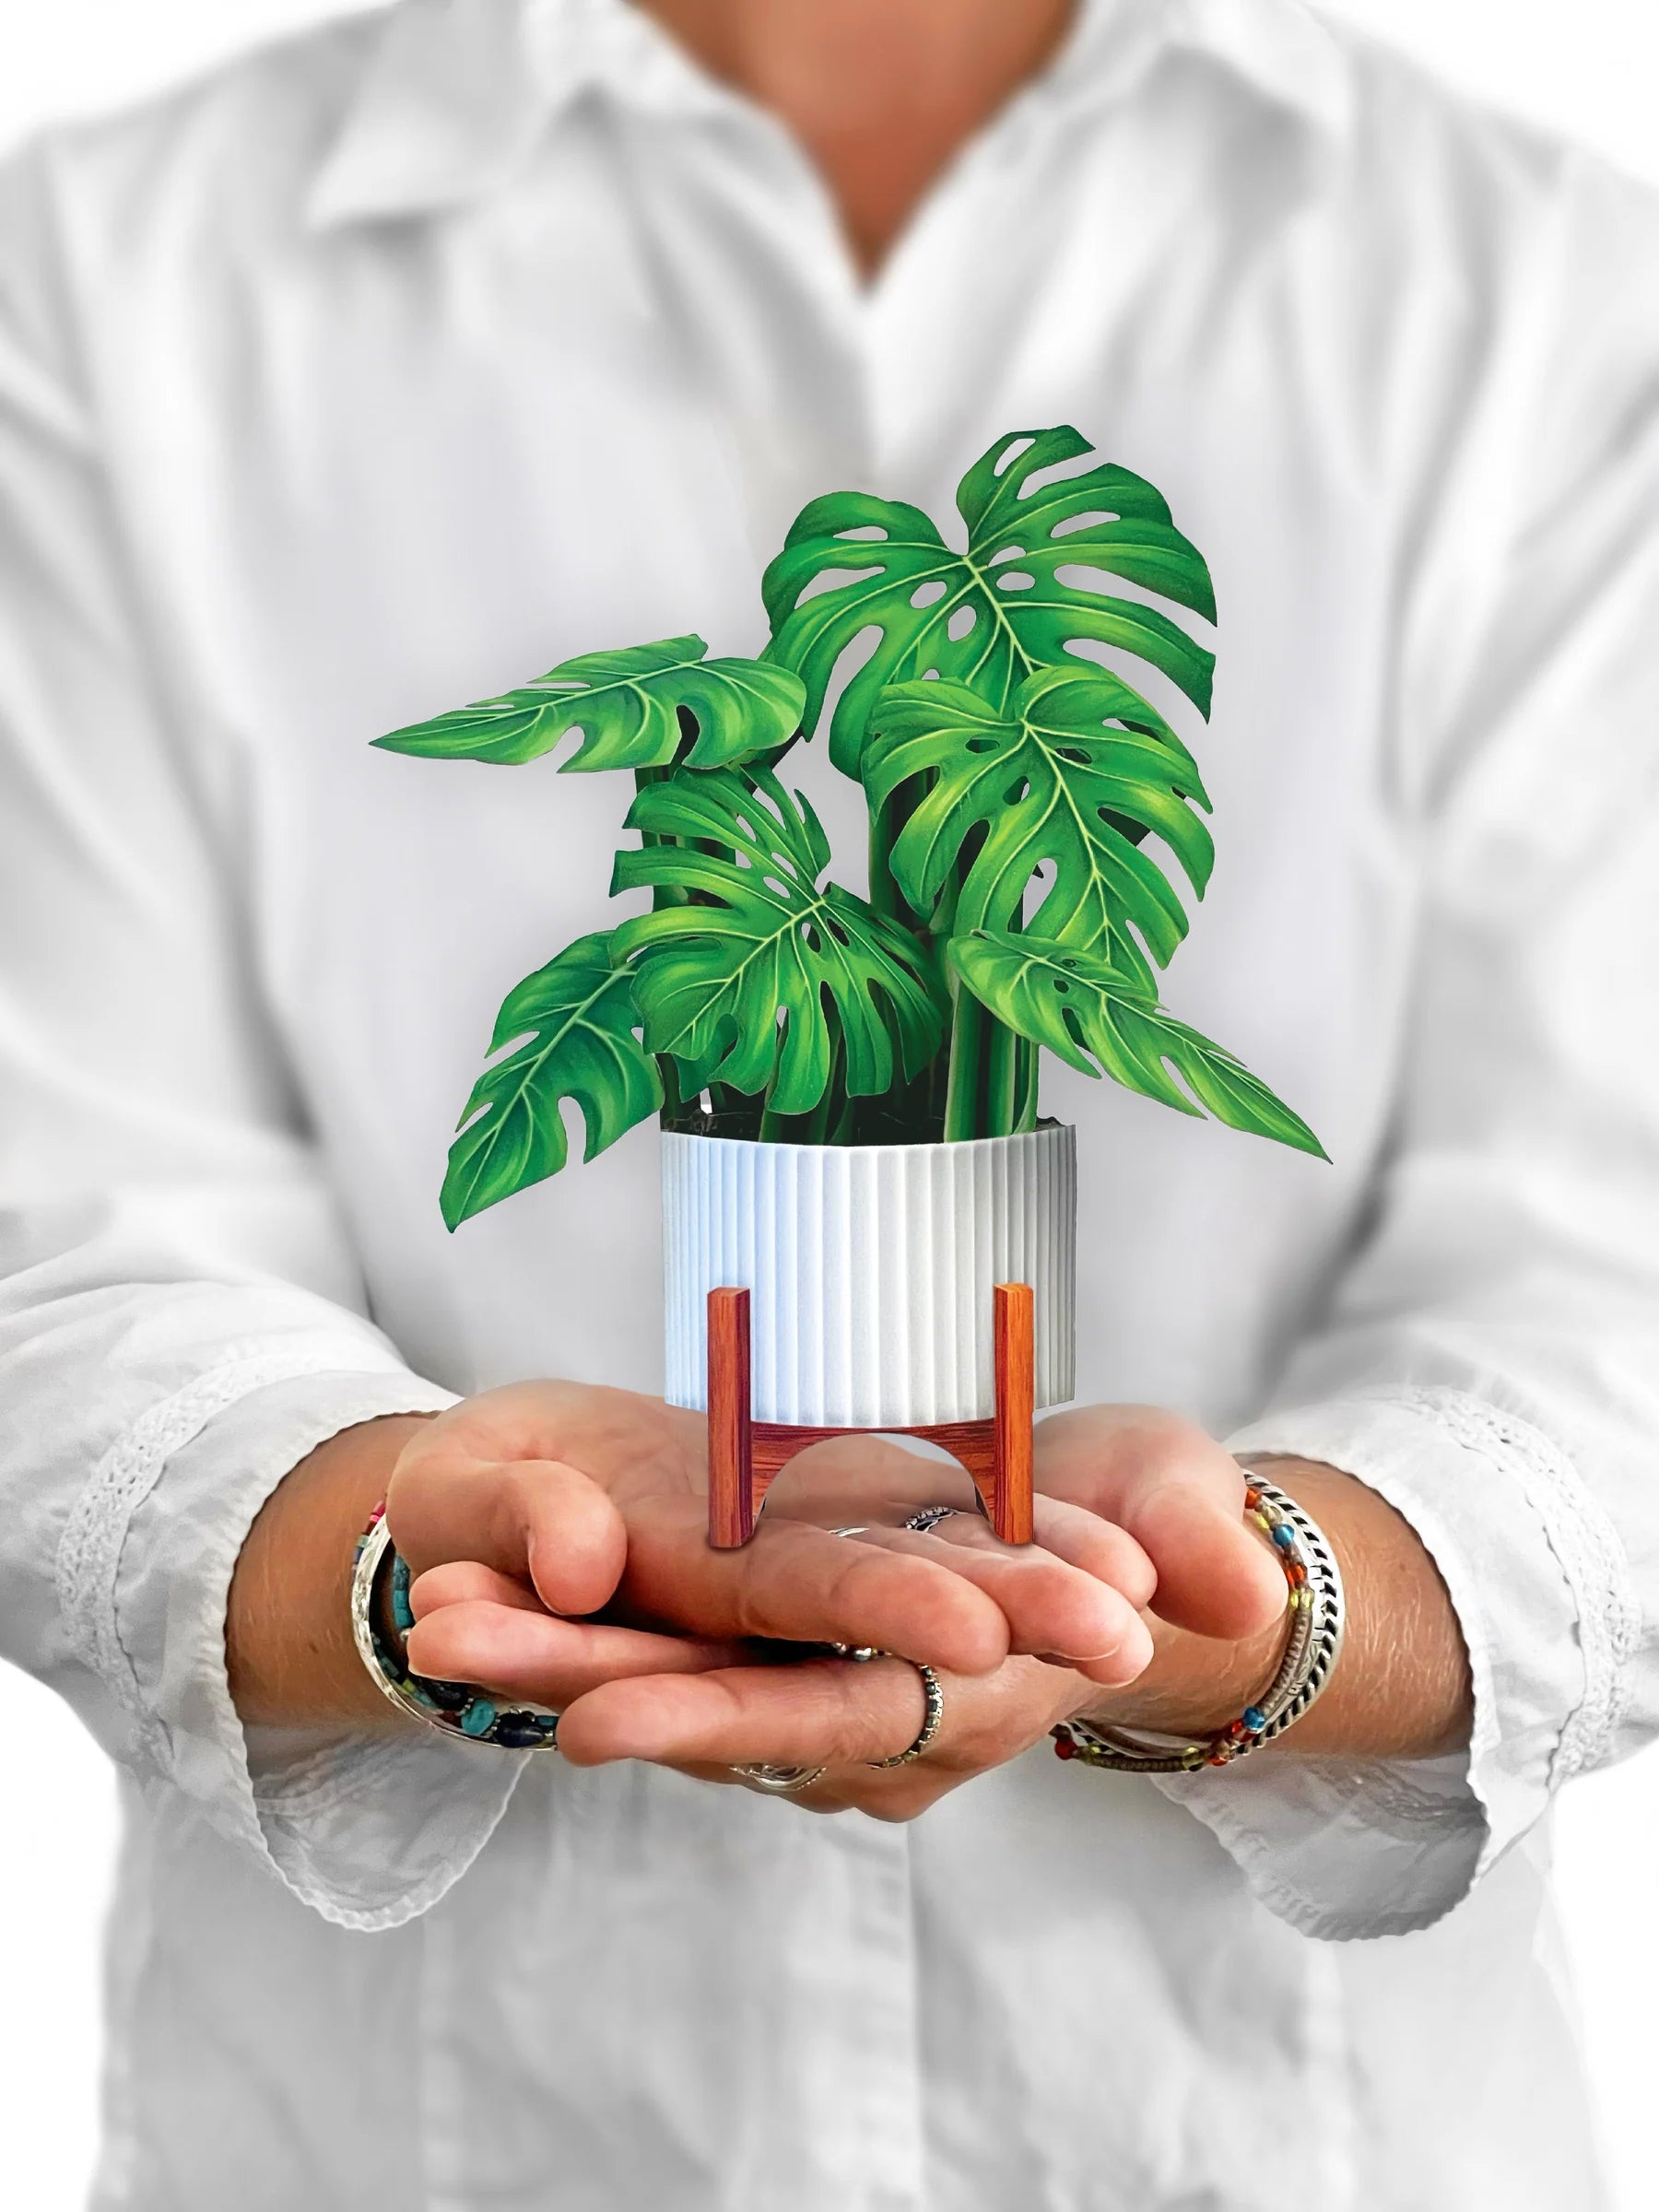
[{"x1": 705, "y1": 1282, "x2": 1035, "y2": 1547}]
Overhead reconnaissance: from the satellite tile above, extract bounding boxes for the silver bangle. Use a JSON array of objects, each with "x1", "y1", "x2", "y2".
[
  {"x1": 350, "y1": 1508, "x2": 562, "y2": 1752},
  {"x1": 1053, "y1": 1471, "x2": 1346, "y2": 1775}
]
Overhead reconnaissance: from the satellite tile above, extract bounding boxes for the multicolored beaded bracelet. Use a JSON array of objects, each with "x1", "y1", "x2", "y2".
[
  {"x1": 1050, "y1": 1470, "x2": 1346, "y2": 1776},
  {"x1": 349, "y1": 1504, "x2": 561, "y2": 1752}
]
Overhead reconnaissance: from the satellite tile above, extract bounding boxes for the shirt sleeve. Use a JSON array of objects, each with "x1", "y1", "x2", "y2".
[
  {"x1": 0, "y1": 140, "x2": 523, "y2": 1932},
  {"x1": 1149, "y1": 155, "x2": 1659, "y2": 1940}
]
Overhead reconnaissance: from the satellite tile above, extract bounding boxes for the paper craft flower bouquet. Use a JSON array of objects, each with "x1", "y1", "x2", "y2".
[{"x1": 378, "y1": 427, "x2": 1323, "y2": 1544}]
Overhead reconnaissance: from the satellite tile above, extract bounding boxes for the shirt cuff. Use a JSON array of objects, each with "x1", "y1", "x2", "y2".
[
  {"x1": 100, "y1": 1362, "x2": 532, "y2": 1932},
  {"x1": 1147, "y1": 1385, "x2": 1640, "y2": 1940}
]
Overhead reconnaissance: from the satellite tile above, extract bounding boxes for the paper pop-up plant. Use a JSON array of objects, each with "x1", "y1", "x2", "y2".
[{"x1": 377, "y1": 427, "x2": 1324, "y2": 1545}]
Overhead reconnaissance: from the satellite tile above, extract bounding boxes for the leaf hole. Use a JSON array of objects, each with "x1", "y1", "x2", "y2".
[
  {"x1": 992, "y1": 435, "x2": 1036, "y2": 479},
  {"x1": 911, "y1": 580, "x2": 947, "y2": 608},
  {"x1": 1050, "y1": 509, "x2": 1122, "y2": 537},
  {"x1": 794, "y1": 563, "x2": 883, "y2": 609},
  {"x1": 987, "y1": 543, "x2": 1027, "y2": 567},
  {"x1": 947, "y1": 605, "x2": 978, "y2": 641},
  {"x1": 996, "y1": 571, "x2": 1035, "y2": 592}
]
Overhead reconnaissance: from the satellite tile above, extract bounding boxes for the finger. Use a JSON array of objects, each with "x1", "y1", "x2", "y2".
[
  {"x1": 747, "y1": 1433, "x2": 1159, "y2": 1664},
  {"x1": 1030, "y1": 1496, "x2": 1159, "y2": 1609},
  {"x1": 624, "y1": 1656, "x2": 1088, "y2": 1821},
  {"x1": 1036, "y1": 1408, "x2": 1285, "y2": 1640},
  {"x1": 408, "y1": 1561, "x2": 546, "y2": 1617},
  {"x1": 617, "y1": 1494, "x2": 1012, "y2": 1676},
  {"x1": 404, "y1": 1600, "x2": 747, "y2": 1706},
  {"x1": 1132, "y1": 1482, "x2": 1287, "y2": 1640},
  {"x1": 387, "y1": 1433, "x2": 626, "y2": 1618},
  {"x1": 555, "y1": 1653, "x2": 939, "y2": 1771},
  {"x1": 840, "y1": 1515, "x2": 1154, "y2": 1685}
]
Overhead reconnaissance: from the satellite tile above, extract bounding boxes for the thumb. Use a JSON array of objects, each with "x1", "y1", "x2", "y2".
[{"x1": 387, "y1": 1418, "x2": 628, "y2": 1618}]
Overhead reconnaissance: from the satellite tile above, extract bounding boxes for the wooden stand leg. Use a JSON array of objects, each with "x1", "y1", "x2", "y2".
[
  {"x1": 707, "y1": 1288, "x2": 754, "y2": 1547},
  {"x1": 705, "y1": 1281, "x2": 1033, "y2": 1549},
  {"x1": 992, "y1": 1282, "x2": 1035, "y2": 1546}
]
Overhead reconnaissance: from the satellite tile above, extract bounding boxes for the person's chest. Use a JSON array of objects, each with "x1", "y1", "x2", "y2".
[{"x1": 88, "y1": 100, "x2": 1459, "y2": 1421}]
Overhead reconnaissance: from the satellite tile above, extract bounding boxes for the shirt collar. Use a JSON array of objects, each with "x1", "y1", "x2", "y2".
[{"x1": 305, "y1": 0, "x2": 1353, "y2": 231}]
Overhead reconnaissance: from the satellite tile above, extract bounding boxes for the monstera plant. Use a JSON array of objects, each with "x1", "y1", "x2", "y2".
[{"x1": 377, "y1": 427, "x2": 1324, "y2": 1232}]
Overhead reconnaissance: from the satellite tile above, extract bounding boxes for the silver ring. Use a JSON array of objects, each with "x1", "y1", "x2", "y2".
[
  {"x1": 731, "y1": 1761, "x2": 829, "y2": 1794},
  {"x1": 867, "y1": 1655, "x2": 945, "y2": 1769},
  {"x1": 902, "y1": 1503, "x2": 971, "y2": 1535}
]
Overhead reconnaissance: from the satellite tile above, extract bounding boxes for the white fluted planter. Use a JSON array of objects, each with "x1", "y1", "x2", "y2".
[{"x1": 662, "y1": 1124, "x2": 1076, "y2": 1430}]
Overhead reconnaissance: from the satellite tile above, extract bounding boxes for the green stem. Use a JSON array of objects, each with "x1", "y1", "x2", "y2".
[
  {"x1": 867, "y1": 773, "x2": 929, "y2": 927},
  {"x1": 1012, "y1": 1035, "x2": 1040, "y2": 1134},
  {"x1": 944, "y1": 981, "x2": 1018, "y2": 1141},
  {"x1": 759, "y1": 1041, "x2": 843, "y2": 1145}
]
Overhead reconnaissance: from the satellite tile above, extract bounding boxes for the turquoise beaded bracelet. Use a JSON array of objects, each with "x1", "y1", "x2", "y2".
[{"x1": 350, "y1": 1504, "x2": 561, "y2": 1752}]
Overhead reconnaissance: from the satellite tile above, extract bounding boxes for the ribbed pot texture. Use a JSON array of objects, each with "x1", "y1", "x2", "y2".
[{"x1": 661, "y1": 1124, "x2": 1077, "y2": 1429}]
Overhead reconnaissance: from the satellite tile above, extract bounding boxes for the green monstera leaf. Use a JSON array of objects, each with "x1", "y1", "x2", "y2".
[
  {"x1": 610, "y1": 770, "x2": 947, "y2": 1115},
  {"x1": 374, "y1": 635, "x2": 806, "y2": 772},
  {"x1": 441, "y1": 931, "x2": 663, "y2": 1229},
  {"x1": 866, "y1": 664, "x2": 1215, "y2": 986},
  {"x1": 947, "y1": 929, "x2": 1325, "y2": 1158},
  {"x1": 762, "y1": 427, "x2": 1216, "y2": 775}
]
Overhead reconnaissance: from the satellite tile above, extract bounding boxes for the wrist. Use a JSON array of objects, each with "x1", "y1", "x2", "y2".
[
  {"x1": 227, "y1": 1412, "x2": 437, "y2": 1730},
  {"x1": 1078, "y1": 1606, "x2": 1288, "y2": 1740}
]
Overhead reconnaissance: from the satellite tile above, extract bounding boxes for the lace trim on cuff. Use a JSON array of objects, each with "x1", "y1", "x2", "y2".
[
  {"x1": 53, "y1": 1337, "x2": 415, "y2": 1735},
  {"x1": 1367, "y1": 1384, "x2": 1641, "y2": 1783}
]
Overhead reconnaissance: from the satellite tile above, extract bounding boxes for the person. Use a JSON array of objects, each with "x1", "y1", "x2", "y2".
[{"x1": 1, "y1": 0, "x2": 1656, "y2": 2204}]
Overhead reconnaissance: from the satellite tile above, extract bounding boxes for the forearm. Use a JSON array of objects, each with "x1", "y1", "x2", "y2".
[
  {"x1": 1088, "y1": 1457, "x2": 1474, "y2": 1761},
  {"x1": 226, "y1": 1414, "x2": 434, "y2": 1729}
]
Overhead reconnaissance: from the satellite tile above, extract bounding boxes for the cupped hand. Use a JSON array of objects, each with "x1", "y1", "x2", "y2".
[{"x1": 387, "y1": 1384, "x2": 1160, "y2": 1707}]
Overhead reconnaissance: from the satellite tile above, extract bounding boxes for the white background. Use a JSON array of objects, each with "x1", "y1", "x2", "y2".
[{"x1": 0, "y1": 4, "x2": 1655, "y2": 2206}]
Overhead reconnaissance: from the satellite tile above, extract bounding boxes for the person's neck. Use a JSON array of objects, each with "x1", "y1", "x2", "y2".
[{"x1": 635, "y1": 0, "x2": 1078, "y2": 277}]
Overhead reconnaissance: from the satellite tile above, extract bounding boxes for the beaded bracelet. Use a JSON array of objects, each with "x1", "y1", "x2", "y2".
[
  {"x1": 1051, "y1": 1471, "x2": 1346, "y2": 1775},
  {"x1": 350, "y1": 1504, "x2": 561, "y2": 1751}
]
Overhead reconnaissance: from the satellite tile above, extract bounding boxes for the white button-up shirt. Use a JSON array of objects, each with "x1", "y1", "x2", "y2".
[{"x1": 3, "y1": 1, "x2": 1658, "y2": 2204}]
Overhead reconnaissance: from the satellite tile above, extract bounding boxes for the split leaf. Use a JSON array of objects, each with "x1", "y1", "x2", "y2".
[
  {"x1": 867, "y1": 664, "x2": 1214, "y2": 983},
  {"x1": 441, "y1": 931, "x2": 662, "y2": 1229},
  {"x1": 375, "y1": 635, "x2": 805, "y2": 771},
  {"x1": 947, "y1": 928, "x2": 1325, "y2": 1157},
  {"x1": 763, "y1": 427, "x2": 1215, "y2": 775},
  {"x1": 611, "y1": 770, "x2": 947, "y2": 1116}
]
